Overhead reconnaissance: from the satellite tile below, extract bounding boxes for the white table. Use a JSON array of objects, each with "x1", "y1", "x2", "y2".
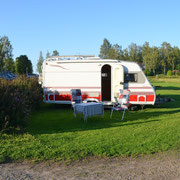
[{"x1": 73, "y1": 102, "x2": 104, "y2": 122}]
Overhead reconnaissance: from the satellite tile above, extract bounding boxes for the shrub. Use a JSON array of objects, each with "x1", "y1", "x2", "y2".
[
  {"x1": 0, "y1": 76, "x2": 42, "y2": 132},
  {"x1": 176, "y1": 64, "x2": 180, "y2": 71},
  {"x1": 144, "y1": 69, "x2": 153, "y2": 76},
  {"x1": 167, "y1": 70, "x2": 172, "y2": 76}
]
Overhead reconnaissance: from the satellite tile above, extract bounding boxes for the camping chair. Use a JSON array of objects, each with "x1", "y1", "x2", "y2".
[
  {"x1": 70, "y1": 89, "x2": 83, "y2": 116},
  {"x1": 110, "y1": 89, "x2": 130, "y2": 120},
  {"x1": 70, "y1": 89, "x2": 83, "y2": 106}
]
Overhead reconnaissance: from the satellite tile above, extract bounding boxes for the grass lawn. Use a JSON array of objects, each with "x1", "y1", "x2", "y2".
[{"x1": 0, "y1": 78, "x2": 180, "y2": 163}]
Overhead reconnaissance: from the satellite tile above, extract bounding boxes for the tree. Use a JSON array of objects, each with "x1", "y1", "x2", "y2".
[
  {"x1": 15, "y1": 55, "x2": 33, "y2": 74},
  {"x1": 99, "y1": 38, "x2": 111, "y2": 59},
  {"x1": 123, "y1": 48, "x2": 129, "y2": 60},
  {"x1": 108, "y1": 44, "x2": 122, "y2": 59},
  {"x1": 52, "y1": 50, "x2": 59, "y2": 56},
  {"x1": 142, "y1": 42, "x2": 151, "y2": 69},
  {"x1": 37, "y1": 51, "x2": 44, "y2": 74},
  {"x1": 4, "y1": 58, "x2": 15, "y2": 72},
  {"x1": 160, "y1": 42, "x2": 172, "y2": 74},
  {"x1": 167, "y1": 46, "x2": 180, "y2": 71},
  {"x1": 46, "y1": 51, "x2": 50, "y2": 59},
  {"x1": 0, "y1": 36, "x2": 13, "y2": 71},
  {"x1": 150, "y1": 47, "x2": 160, "y2": 75},
  {"x1": 143, "y1": 47, "x2": 160, "y2": 75},
  {"x1": 128, "y1": 43, "x2": 142, "y2": 63}
]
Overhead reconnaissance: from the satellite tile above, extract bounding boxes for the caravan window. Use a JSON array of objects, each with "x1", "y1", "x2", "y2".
[{"x1": 124, "y1": 73, "x2": 138, "y2": 83}]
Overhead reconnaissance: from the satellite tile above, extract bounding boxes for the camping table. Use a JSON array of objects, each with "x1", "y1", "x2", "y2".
[{"x1": 73, "y1": 102, "x2": 104, "y2": 122}]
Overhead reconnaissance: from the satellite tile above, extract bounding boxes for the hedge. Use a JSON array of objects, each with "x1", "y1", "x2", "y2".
[{"x1": 0, "y1": 76, "x2": 42, "y2": 132}]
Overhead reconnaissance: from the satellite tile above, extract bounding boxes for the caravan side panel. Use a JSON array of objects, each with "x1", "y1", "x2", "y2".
[{"x1": 43, "y1": 62, "x2": 101, "y2": 104}]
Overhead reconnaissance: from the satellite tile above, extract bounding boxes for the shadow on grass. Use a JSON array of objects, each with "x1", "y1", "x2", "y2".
[
  {"x1": 26, "y1": 89, "x2": 180, "y2": 135},
  {"x1": 27, "y1": 100, "x2": 180, "y2": 135},
  {"x1": 154, "y1": 94, "x2": 180, "y2": 109},
  {"x1": 155, "y1": 86, "x2": 180, "y2": 91}
]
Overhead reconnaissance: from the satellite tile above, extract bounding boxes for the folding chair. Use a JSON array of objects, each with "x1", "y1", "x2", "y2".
[
  {"x1": 110, "y1": 89, "x2": 130, "y2": 120},
  {"x1": 70, "y1": 89, "x2": 83, "y2": 117},
  {"x1": 70, "y1": 89, "x2": 83, "y2": 106}
]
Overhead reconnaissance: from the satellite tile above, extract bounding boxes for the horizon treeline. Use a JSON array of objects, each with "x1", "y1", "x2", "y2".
[{"x1": 99, "y1": 38, "x2": 180, "y2": 75}]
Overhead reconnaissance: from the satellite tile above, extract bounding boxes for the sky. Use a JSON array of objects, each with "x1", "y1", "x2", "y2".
[{"x1": 0, "y1": 0, "x2": 180, "y2": 73}]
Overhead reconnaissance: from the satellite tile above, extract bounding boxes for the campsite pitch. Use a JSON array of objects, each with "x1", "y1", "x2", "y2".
[{"x1": 0, "y1": 78, "x2": 180, "y2": 163}]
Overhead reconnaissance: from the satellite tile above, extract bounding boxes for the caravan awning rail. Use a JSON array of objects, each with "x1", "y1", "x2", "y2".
[{"x1": 46, "y1": 55, "x2": 98, "y2": 61}]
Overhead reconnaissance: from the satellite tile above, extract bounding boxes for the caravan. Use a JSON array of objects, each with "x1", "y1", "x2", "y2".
[{"x1": 41, "y1": 55, "x2": 156, "y2": 107}]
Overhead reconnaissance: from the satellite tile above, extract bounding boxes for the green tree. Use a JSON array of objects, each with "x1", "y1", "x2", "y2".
[
  {"x1": 0, "y1": 36, "x2": 13, "y2": 71},
  {"x1": 99, "y1": 38, "x2": 111, "y2": 59},
  {"x1": 142, "y1": 42, "x2": 151, "y2": 69},
  {"x1": 128, "y1": 43, "x2": 142, "y2": 63},
  {"x1": 123, "y1": 48, "x2": 129, "y2": 60},
  {"x1": 52, "y1": 50, "x2": 59, "y2": 56},
  {"x1": 4, "y1": 58, "x2": 15, "y2": 72},
  {"x1": 160, "y1": 42, "x2": 172, "y2": 74},
  {"x1": 143, "y1": 47, "x2": 160, "y2": 75},
  {"x1": 37, "y1": 51, "x2": 44, "y2": 74},
  {"x1": 175, "y1": 47, "x2": 180, "y2": 70},
  {"x1": 108, "y1": 44, "x2": 122, "y2": 59},
  {"x1": 167, "y1": 46, "x2": 180, "y2": 71},
  {"x1": 150, "y1": 47, "x2": 160, "y2": 75},
  {"x1": 46, "y1": 50, "x2": 50, "y2": 59},
  {"x1": 15, "y1": 55, "x2": 33, "y2": 74}
]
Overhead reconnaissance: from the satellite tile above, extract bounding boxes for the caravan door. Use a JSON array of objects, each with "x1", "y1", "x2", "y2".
[
  {"x1": 101, "y1": 64, "x2": 111, "y2": 101},
  {"x1": 113, "y1": 65, "x2": 124, "y2": 98}
]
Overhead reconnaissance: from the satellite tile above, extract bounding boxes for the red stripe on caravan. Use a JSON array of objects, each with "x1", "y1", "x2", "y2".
[
  {"x1": 146, "y1": 95, "x2": 155, "y2": 102},
  {"x1": 138, "y1": 96, "x2": 146, "y2": 102},
  {"x1": 129, "y1": 95, "x2": 155, "y2": 102},
  {"x1": 55, "y1": 94, "x2": 71, "y2": 101},
  {"x1": 48, "y1": 92, "x2": 101, "y2": 101},
  {"x1": 129, "y1": 95, "x2": 137, "y2": 102}
]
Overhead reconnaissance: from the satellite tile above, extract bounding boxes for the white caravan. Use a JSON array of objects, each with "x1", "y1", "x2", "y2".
[{"x1": 41, "y1": 55, "x2": 156, "y2": 106}]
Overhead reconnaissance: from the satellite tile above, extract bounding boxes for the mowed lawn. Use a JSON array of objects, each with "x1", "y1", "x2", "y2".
[{"x1": 0, "y1": 78, "x2": 180, "y2": 162}]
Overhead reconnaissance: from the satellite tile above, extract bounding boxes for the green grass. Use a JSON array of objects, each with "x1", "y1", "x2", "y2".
[{"x1": 0, "y1": 79, "x2": 180, "y2": 163}]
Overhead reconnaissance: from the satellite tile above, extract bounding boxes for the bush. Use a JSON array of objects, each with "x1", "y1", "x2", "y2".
[
  {"x1": 144, "y1": 69, "x2": 153, "y2": 76},
  {"x1": 176, "y1": 64, "x2": 180, "y2": 71},
  {"x1": 0, "y1": 76, "x2": 42, "y2": 132},
  {"x1": 167, "y1": 70, "x2": 172, "y2": 76}
]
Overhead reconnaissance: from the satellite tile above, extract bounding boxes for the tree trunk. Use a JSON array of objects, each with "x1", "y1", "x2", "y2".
[{"x1": 164, "y1": 66, "x2": 166, "y2": 75}]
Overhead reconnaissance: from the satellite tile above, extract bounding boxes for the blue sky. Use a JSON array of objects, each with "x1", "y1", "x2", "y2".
[{"x1": 0, "y1": 0, "x2": 180, "y2": 72}]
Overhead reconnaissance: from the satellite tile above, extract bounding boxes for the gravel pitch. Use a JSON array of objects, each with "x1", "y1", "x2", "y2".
[{"x1": 0, "y1": 152, "x2": 180, "y2": 180}]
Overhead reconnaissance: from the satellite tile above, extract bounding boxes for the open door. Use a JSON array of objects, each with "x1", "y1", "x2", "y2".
[
  {"x1": 101, "y1": 64, "x2": 111, "y2": 101},
  {"x1": 113, "y1": 65, "x2": 124, "y2": 98}
]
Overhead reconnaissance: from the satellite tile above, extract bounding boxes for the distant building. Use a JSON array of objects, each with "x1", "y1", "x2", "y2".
[{"x1": 0, "y1": 71, "x2": 17, "y2": 80}]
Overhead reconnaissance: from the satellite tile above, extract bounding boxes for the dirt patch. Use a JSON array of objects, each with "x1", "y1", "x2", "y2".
[{"x1": 0, "y1": 152, "x2": 180, "y2": 180}]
